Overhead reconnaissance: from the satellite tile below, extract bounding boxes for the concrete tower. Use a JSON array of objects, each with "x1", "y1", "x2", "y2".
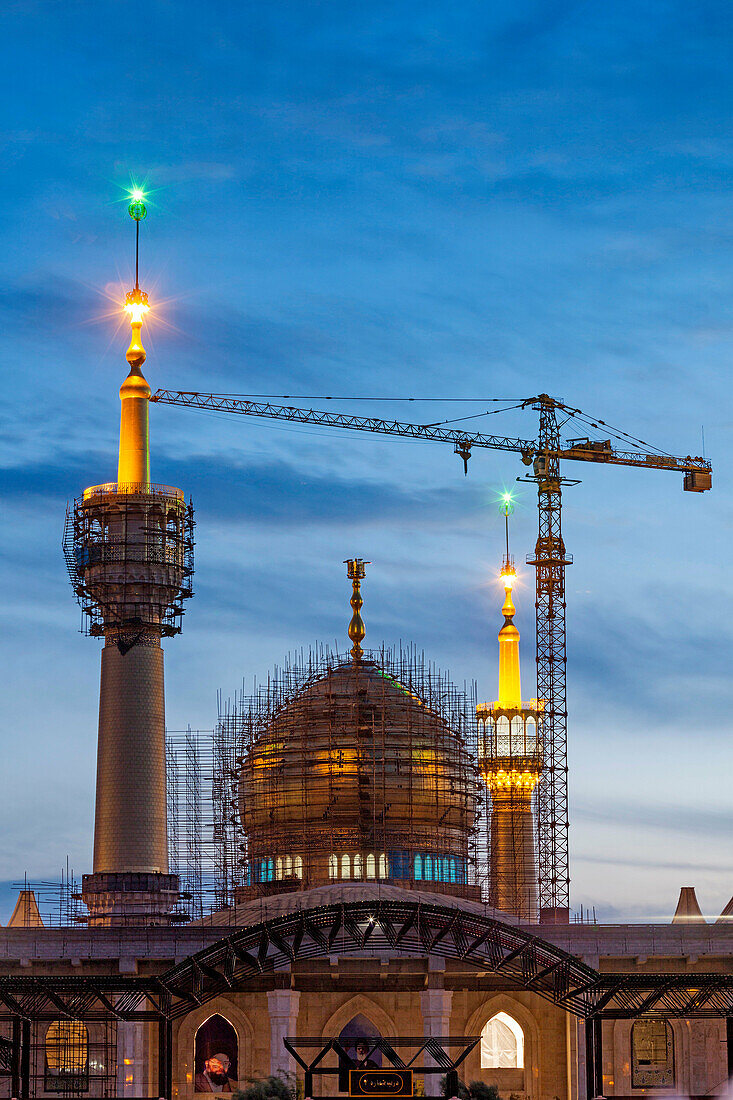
[
  {"x1": 477, "y1": 515, "x2": 543, "y2": 922},
  {"x1": 64, "y1": 194, "x2": 194, "y2": 925}
]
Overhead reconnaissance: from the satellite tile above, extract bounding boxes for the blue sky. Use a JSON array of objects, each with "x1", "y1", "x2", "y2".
[{"x1": 2, "y1": 0, "x2": 733, "y2": 923}]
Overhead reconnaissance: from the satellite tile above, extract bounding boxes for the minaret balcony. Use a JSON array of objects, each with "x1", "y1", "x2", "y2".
[
  {"x1": 82, "y1": 481, "x2": 184, "y2": 502},
  {"x1": 480, "y1": 762, "x2": 542, "y2": 797},
  {"x1": 477, "y1": 699, "x2": 545, "y2": 719}
]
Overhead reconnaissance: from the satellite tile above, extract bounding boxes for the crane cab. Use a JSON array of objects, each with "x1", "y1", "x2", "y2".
[{"x1": 565, "y1": 437, "x2": 613, "y2": 457}]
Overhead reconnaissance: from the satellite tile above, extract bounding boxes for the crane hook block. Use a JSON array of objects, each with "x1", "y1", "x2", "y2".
[{"x1": 454, "y1": 440, "x2": 472, "y2": 475}]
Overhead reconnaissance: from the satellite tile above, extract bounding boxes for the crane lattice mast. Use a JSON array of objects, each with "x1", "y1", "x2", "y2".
[
  {"x1": 528, "y1": 396, "x2": 572, "y2": 919},
  {"x1": 150, "y1": 387, "x2": 712, "y2": 919}
]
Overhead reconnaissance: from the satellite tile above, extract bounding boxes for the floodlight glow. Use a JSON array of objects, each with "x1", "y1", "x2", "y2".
[
  {"x1": 124, "y1": 288, "x2": 150, "y2": 324},
  {"x1": 124, "y1": 299, "x2": 150, "y2": 324}
]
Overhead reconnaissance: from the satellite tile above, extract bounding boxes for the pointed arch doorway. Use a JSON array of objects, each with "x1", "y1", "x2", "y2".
[{"x1": 338, "y1": 1013, "x2": 383, "y2": 1090}]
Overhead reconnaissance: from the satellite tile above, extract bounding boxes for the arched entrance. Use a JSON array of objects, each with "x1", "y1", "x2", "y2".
[{"x1": 193, "y1": 1015, "x2": 239, "y2": 1094}]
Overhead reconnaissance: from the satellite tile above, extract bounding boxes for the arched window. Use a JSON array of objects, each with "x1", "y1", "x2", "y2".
[
  {"x1": 341, "y1": 854, "x2": 351, "y2": 880},
  {"x1": 478, "y1": 717, "x2": 492, "y2": 759},
  {"x1": 414, "y1": 854, "x2": 423, "y2": 880},
  {"x1": 631, "y1": 1020, "x2": 674, "y2": 1089},
  {"x1": 481, "y1": 1012, "x2": 524, "y2": 1069},
  {"x1": 496, "y1": 716, "x2": 510, "y2": 754},
  {"x1": 366, "y1": 854, "x2": 376, "y2": 879},
  {"x1": 329, "y1": 854, "x2": 338, "y2": 879},
  {"x1": 525, "y1": 716, "x2": 537, "y2": 753},
  {"x1": 424, "y1": 855, "x2": 433, "y2": 881},
  {"x1": 267, "y1": 858, "x2": 274, "y2": 882},
  {"x1": 353, "y1": 853, "x2": 363, "y2": 879},
  {"x1": 276, "y1": 857, "x2": 283, "y2": 879},
  {"x1": 378, "y1": 853, "x2": 388, "y2": 878},
  {"x1": 294, "y1": 855, "x2": 303, "y2": 879},
  {"x1": 284, "y1": 855, "x2": 293, "y2": 877},
  {"x1": 45, "y1": 1021, "x2": 88, "y2": 1089},
  {"x1": 194, "y1": 1015, "x2": 239, "y2": 1094}
]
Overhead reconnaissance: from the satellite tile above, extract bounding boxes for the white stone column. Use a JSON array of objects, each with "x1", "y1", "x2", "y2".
[
  {"x1": 421, "y1": 989, "x2": 453, "y2": 1074},
  {"x1": 267, "y1": 989, "x2": 301, "y2": 1080}
]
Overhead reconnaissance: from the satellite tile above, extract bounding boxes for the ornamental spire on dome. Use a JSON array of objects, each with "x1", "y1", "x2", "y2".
[
  {"x1": 118, "y1": 188, "x2": 151, "y2": 488},
  {"x1": 345, "y1": 558, "x2": 370, "y2": 661}
]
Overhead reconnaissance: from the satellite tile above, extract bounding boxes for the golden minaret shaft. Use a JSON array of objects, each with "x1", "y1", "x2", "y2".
[
  {"x1": 497, "y1": 573, "x2": 521, "y2": 708},
  {"x1": 477, "y1": 506, "x2": 544, "y2": 922},
  {"x1": 65, "y1": 192, "x2": 194, "y2": 925},
  {"x1": 117, "y1": 288, "x2": 152, "y2": 486}
]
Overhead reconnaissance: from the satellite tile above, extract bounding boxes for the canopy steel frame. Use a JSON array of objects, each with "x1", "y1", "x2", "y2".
[
  {"x1": 284, "y1": 1035, "x2": 479, "y2": 1099},
  {"x1": 1, "y1": 904, "x2": 732, "y2": 1025}
]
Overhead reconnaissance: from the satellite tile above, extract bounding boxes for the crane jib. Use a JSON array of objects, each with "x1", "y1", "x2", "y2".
[{"x1": 150, "y1": 390, "x2": 712, "y2": 483}]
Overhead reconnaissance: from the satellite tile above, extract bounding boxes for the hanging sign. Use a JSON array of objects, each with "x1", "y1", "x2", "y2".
[{"x1": 349, "y1": 1070, "x2": 413, "y2": 1097}]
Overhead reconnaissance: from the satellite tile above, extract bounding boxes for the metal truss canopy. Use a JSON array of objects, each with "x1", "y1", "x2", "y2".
[
  {"x1": 284, "y1": 1035, "x2": 479, "y2": 1098},
  {"x1": 284, "y1": 1035, "x2": 479, "y2": 1073},
  {"x1": 154, "y1": 900, "x2": 598, "y2": 1018},
  {"x1": 0, "y1": 976, "x2": 164, "y2": 1022},
  {"x1": 1, "y1": 902, "x2": 732, "y2": 1022}
]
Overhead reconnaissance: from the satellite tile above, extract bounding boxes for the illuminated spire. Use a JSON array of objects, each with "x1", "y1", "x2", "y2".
[
  {"x1": 345, "y1": 558, "x2": 370, "y2": 661},
  {"x1": 497, "y1": 493, "x2": 521, "y2": 708},
  {"x1": 118, "y1": 190, "x2": 151, "y2": 487}
]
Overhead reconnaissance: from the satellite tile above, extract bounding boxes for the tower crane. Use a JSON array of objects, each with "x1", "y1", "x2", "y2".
[{"x1": 150, "y1": 388, "x2": 712, "y2": 922}]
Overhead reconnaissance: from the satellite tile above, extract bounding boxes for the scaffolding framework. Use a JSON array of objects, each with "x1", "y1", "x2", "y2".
[{"x1": 166, "y1": 727, "x2": 234, "y2": 920}]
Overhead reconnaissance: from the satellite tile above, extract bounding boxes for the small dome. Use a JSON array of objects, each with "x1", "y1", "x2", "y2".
[{"x1": 234, "y1": 657, "x2": 479, "y2": 899}]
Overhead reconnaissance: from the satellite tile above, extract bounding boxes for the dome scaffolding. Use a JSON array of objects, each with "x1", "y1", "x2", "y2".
[{"x1": 220, "y1": 645, "x2": 483, "y2": 903}]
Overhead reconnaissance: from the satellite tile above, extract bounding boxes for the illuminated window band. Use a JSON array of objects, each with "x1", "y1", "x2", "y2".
[
  {"x1": 249, "y1": 851, "x2": 467, "y2": 885},
  {"x1": 248, "y1": 855, "x2": 304, "y2": 884},
  {"x1": 326, "y1": 851, "x2": 466, "y2": 884}
]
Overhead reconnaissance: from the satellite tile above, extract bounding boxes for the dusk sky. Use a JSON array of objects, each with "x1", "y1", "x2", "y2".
[{"x1": 2, "y1": 0, "x2": 733, "y2": 923}]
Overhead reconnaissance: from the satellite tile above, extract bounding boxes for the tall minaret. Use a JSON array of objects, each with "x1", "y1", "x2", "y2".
[
  {"x1": 65, "y1": 192, "x2": 194, "y2": 926},
  {"x1": 477, "y1": 500, "x2": 543, "y2": 922}
]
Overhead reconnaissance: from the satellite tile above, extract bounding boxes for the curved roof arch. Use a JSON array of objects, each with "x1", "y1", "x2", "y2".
[{"x1": 156, "y1": 897, "x2": 600, "y2": 1019}]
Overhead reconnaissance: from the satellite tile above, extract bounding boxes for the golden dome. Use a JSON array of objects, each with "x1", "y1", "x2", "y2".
[{"x1": 235, "y1": 657, "x2": 479, "y2": 899}]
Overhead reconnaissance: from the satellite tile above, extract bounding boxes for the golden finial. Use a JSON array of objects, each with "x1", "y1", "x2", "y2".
[
  {"x1": 124, "y1": 287, "x2": 149, "y2": 369},
  {"x1": 345, "y1": 558, "x2": 370, "y2": 661},
  {"x1": 118, "y1": 190, "x2": 152, "y2": 487},
  {"x1": 124, "y1": 190, "x2": 150, "y2": 370}
]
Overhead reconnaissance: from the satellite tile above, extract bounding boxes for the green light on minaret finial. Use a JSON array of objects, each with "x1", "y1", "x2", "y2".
[
  {"x1": 126, "y1": 186, "x2": 148, "y2": 291},
  {"x1": 128, "y1": 188, "x2": 147, "y2": 221}
]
